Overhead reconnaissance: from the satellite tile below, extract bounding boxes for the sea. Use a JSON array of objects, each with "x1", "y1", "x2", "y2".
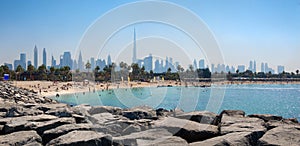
[{"x1": 54, "y1": 84, "x2": 300, "y2": 121}]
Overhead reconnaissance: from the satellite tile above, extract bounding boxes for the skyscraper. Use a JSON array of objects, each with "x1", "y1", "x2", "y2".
[
  {"x1": 51, "y1": 55, "x2": 56, "y2": 67},
  {"x1": 249, "y1": 61, "x2": 253, "y2": 71},
  {"x1": 253, "y1": 60, "x2": 256, "y2": 73},
  {"x1": 277, "y1": 65, "x2": 284, "y2": 74},
  {"x1": 199, "y1": 59, "x2": 205, "y2": 69},
  {"x1": 261, "y1": 63, "x2": 265, "y2": 73},
  {"x1": 62, "y1": 52, "x2": 72, "y2": 68},
  {"x1": 34, "y1": 45, "x2": 38, "y2": 69},
  {"x1": 107, "y1": 54, "x2": 112, "y2": 66},
  {"x1": 20, "y1": 53, "x2": 26, "y2": 69},
  {"x1": 144, "y1": 54, "x2": 153, "y2": 72},
  {"x1": 237, "y1": 65, "x2": 245, "y2": 72},
  {"x1": 78, "y1": 51, "x2": 83, "y2": 71},
  {"x1": 132, "y1": 28, "x2": 137, "y2": 64},
  {"x1": 193, "y1": 59, "x2": 197, "y2": 70},
  {"x1": 90, "y1": 57, "x2": 95, "y2": 70},
  {"x1": 43, "y1": 48, "x2": 47, "y2": 66}
]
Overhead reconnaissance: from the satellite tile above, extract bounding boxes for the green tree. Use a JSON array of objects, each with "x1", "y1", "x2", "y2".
[
  {"x1": 85, "y1": 61, "x2": 91, "y2": 72},
  {"x1": 131, "y1": 63, "x2": 140, "y2": 80},
  {"x1": 27, "y1": 64, "x2": 35, "y2": 80},
  {"x1": 95, "y1": 66, "x2": 100, "y2": 73},
  {"x1": 15, "y1": 65, "x2": 24, "y2": 80}
]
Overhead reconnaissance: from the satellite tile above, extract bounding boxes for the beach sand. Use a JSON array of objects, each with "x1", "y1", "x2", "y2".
[{"x1": 13, "y1": 80, "x2": 300, "y2": 97}]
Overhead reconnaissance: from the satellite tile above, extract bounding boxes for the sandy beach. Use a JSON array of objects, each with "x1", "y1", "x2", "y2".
[{"x1": 12, "y1": 80, "x2": 300, "y2": 97}]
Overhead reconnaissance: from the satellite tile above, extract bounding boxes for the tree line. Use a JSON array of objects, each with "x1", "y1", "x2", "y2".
[{"x1": 0, "y1": 63, "x2": 299, "y2": 82}]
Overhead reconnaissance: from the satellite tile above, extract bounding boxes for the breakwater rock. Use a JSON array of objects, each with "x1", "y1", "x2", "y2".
[{"x1": 0, "y1": 82, "x2": 299, "y2": 146}]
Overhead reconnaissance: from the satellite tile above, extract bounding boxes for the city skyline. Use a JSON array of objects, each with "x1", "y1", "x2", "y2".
[
  {"x1": 3, "y1": 27, "x2": 289, "y2": 74},
  {"x1": 0, "y1": 0, "x2": 299, "y2": 72},
  {"x1": 5, "y1": 46, "x2": 287, "y2": 74}
]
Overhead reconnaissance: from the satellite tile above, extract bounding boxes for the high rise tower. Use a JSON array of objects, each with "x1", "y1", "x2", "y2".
[
  {"x1": 78, "y1": 51, "x2": 83, "y2": 71},
  {"x1": 107, "y1": 54, "x2": 112, "y2": 66},
  {"x1": 34, "y1": 45, "x2": 38, "y2": 69},
  {"x1": 132, "y1": 28, "x2": 137, "y2": 64},
  {"x1": 43, "y1": 48, "x2": 47, "y2": 66}
]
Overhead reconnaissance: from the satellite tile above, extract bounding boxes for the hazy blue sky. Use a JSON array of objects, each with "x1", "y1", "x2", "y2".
[{"x1": 0, "y1": 0, "x2": 299, "y2": 72}]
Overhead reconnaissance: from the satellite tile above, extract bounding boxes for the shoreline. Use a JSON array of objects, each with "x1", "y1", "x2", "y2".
[
  {"x1": 0, "y1": 81, "x2": 299, "y2": 145},
  {"x1": 12, "y1": 80, "x2": 300, "y2": 97}
]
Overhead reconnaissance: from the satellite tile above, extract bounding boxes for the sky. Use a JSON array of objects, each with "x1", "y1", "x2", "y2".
[{"x1": 0, "y1": 0, "x2": 299, "y2": 72}]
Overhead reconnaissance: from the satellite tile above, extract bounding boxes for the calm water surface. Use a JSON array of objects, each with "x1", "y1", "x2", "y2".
[{"x1": 54, "y1": 84, "x2": 300, "y2": 121}]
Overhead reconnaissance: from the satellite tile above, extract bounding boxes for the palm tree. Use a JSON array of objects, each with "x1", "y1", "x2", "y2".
[
  {"x1": 95, "y1": 66, "x2": 100, "y2": 73},
  {"x1": 85, "y1": 61, "x2": 91, "y2": 72},
  {"x1": 27, "y1": 64, "x2": 35, "y2": 80},
  {"x1": 296, "y1": 70, "x2": 299, "y2": 76},
  {"x1": 16, "y1": 65, "x2": 24, "y2": 80},
  {"x1": 38, "y1": 64, "x2": 47, "y2": 80},
  {"x1": 189, "y1": 65, "x2": 194, "y2": 72}
]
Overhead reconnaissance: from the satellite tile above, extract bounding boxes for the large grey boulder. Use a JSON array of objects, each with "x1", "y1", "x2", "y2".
[
  {"x1": 189, "y1": 131, "x2": 264, "y2": 146},
  {"x1": 122, "y1": 106, "x2": 156, "y2": 120},
  {"x1": 248, "y1": 114, "x2": 282, "y2": 122},
  {"x1": 258, "y1": 125, "x2": 300, "y2": 146},
  {"x1": 0, "y1": 131, "x2": 42, "y2": 145},
  {"x1": 28, "y1": 117, "x2": 76, "y2": 135},
  {"x1": 113, "y1": 128, "x2": 173, "y2": 146},
  {"x1": 220, "y1": 110, "x2": 245, "y2": 117},
  {"x1": 89, "y1": 112, "x2": 121, "y2": 124},
  {"x1": 220, "y1": 115, "x2": 266, "y2": 135},
  {"x1": 88, "y1": 106, "x2": 122, "y2": 115},
  {"x1": 1, "y1": 114, "x2": 58, "y2": 134},
  {"x1": 35, "y1": 103, "x2": 69, "y2": 113},
  {"x1": 153, "y1": 117, "x2": 219, "y2": 143},
  {"x1": 42, "y1": 123, "x2": 93, "y2": 144},
  {"x1": 176, "y1": 111, "x2": 218, "y2": 125},
  {"x1": 121, "y1": 124, "x2": 142, "y2": 135},
  {"x1": 138, "y1": 136, "x2": 188, "y2": 146},
  {"x1": 46, "y1": 130, "x2": 112, "y2": 146}
]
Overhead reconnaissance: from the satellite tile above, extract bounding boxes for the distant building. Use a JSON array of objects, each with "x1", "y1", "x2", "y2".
[
  {"x1": 132, "y1": 28, "x2": 137, "y2": 64},
  {"x1": 144, "y1": 54, "x2": 153, "y2": 72},
  {"x1": 90, "y1": 57, "x2": 95, "y2": 70},
  {"x1": 226, "y1": 65, "x2": 230, "y2": 73},
  {"x1": 107, "y1": 54, "x2": 112, "y2": 66},
  {"x1": 34, "y1": 45, "x2": 38, "y2": 69},
  {"x1": 237, "y1": 65, "x2": 245, "y2": 72},
  {"x1": 61, "y1": 52, "x2": 72, "y2": 68},
  {"x1": 261, "y1": 63, "x2": 265, "y2": 73},
  {"x1": 199, "y1": 59, "x2": 205, "y2": 69},
  {"x1": 4, "y1": 63, "x2": 12, "y2": 70},
  {"x1": 230, "y1": 66, "x2": 235, "y2": 73},
  {"x1": 27, "y1": 61, "x2": 32, "y2": 66},
  {"x1": 51, "y1": 55, "x2": 56, "y2": 67},
  {"x1": 253, "y1": 60, "x2": 256, "y2": 73},
  {"x1": 211, "y1": 64, "x2": 215, "y2": 73},
  {"x1": 13, "y1": 60, "x2": 21, "y2": 70},
  {"x1": 20, "y1": 53, "x2": 26, "y2": 69},
  {"x1": 277, "y1": 65, "x2": 285, "y2": 74},
  {"x1": 249, "y1": 61, "x2": 253, "y2": 71},
  {"x1": 154, "y1": 59, "x2": 161, "y2": 73},
  {"x1": 78, "y1": 51, "x2": 83, "y2": 71},
  {"x1": 73, "y1": 60, "x2": 77, "y2": 70},
  {"x1": 193, "y1": 59, "x2": 197, "y2": 70},
  {"x1": 43, "y1": 48, "x2": 47, "y2": 66},
  {"x1": 96, "y1": 59, "x2": 106, "y2": 71}
]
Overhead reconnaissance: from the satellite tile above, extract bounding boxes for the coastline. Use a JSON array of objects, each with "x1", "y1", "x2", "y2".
[
  {"x1": 0, "y1": 81, "x2": 299, "y2": 145},
  {"x1": 12, "y1": 80, "x2": 300, "y2": 97}
]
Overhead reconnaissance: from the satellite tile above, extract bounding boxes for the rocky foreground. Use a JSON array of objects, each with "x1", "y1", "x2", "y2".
[{"x1": 0, "y1": 82, "x2": 299, "y2": 146}]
